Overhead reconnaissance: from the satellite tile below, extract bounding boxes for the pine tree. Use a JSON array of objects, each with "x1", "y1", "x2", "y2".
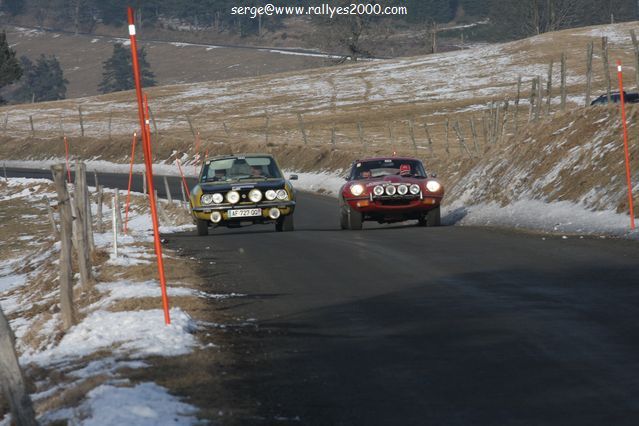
[
  {"x1": 98, "y1": 43, "x2": 156, "y2": 94},
  {"x1": 13, "y1": 55, "x2": 68, "y2": 103},
  {"x1": 0, "y1": 31, "x2": 22, "y2": 90}
]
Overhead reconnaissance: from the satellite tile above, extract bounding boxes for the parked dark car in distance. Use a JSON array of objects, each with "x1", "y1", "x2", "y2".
[{"x1": 590, "y1": 91, "x2": 639, "y2": 106}]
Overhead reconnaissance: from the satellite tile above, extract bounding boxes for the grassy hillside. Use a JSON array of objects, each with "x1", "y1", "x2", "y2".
[{"x1": 1, "y1": 21, "x2": 638, "y2": 216}]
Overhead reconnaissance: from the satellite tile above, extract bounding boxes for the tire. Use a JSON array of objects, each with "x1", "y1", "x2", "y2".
[
  {"x1": 196, "y1": 219, "x2": 209, "y2": 236},
  {"x1": 347, "y1": 205, "x2": 363, "y2": 230},
  {"x1": 276, "y1": 214, "x2": 294, "y2": 232},
  {"x1": 417, "y1": 214, "x2": 427, "y2": 227},
  {"x1": 340, "y1": 207, "x2": 349, "y2": 230},
  {"x1": 426, "y1": 206, "x2": 441, "y2": 227}
]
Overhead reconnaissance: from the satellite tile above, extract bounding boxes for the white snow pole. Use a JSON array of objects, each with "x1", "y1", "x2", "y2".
[{"x1": 112, "y1": 196, "x2": 118, "y2": 257}]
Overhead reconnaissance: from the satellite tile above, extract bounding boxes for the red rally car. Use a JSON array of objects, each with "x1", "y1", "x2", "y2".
[{"x1": 339, "y1": 157, "x2": 444, "y2": 230}]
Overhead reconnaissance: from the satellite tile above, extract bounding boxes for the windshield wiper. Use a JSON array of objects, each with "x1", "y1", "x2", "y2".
[{"x1": 238, "y1": 176, "x2": 270, "y2": 180}]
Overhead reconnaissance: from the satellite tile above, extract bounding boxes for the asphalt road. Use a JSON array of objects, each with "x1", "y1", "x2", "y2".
[
  {"x1": 6, "y1": 167, "x2": 639, "y2": 425},
  {"x1": 168, "y1": 192, "x2": 639, "y2": 425}
]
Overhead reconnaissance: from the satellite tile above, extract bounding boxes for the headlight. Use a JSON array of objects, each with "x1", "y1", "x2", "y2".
[
  {"x1": 226, "y1": 190, "x2": 240, "y2": 204},
  {"x1": 373, "y1": 185, "x2": 384, "y2": 196},
  {"x1": 350, "y1": 184, "x2": 364, "y2": 196},
  {"x1": 410, "y1": 184, "x2": 420, "y2": 195},
  {"x1": 265, "y1": 190, "x2": 277, "y2": 201},
  {"x1": 276, "y1": 189, "x2": 288, "y2": 200},
  {"x1": 397, "y1": 184, "x2": 408, "y2": 195},
  {"x1": 212, "y1": 193, "x2": 224, "y2": 204},
  {"x1": 426, "y1": 181, "x2": 441, "y2": 192},
  {"x1": 385, "y1": 185, "x2": 397, "y2": 196},
  {"x1": 201, "y1": 193, "x2": 215, "y2": 205},
  {"x1": 248, "y1": 189, "x2": 262, "y2": 203}
]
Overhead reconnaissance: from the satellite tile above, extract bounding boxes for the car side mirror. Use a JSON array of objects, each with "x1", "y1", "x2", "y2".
[{"x1": 289, "y1": 174, "x2": 298, "y2": 180}]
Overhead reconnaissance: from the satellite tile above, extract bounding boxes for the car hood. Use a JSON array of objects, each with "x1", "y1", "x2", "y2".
[
  {"x1": 199, "y1": 178, "x2": 287, "y2": 193},
  {"x1": 358, "y1": 175, "x2": 427, "y2": 187}
]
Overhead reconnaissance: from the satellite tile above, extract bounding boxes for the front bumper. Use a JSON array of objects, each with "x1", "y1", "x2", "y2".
[
  {"x1": 191, "y1": 200, "x2": 296, "y2": 222},
  {"x1": 345, "y1": 196, "x2": 441, "y2": 213}
]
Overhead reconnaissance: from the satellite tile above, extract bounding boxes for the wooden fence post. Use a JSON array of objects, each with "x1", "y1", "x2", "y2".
[
  {"x1": 452, "y1": 121, "x2": 472, "y2": 158},
  {"x1": 330, "y1": 126, "x2": 336, "y2": 148},
  {"x1": 223, "y1": 121, "x2": 231, "y2": 137},
  {"x1": 186, "y1": 114, "x2": 196, "y2": 138},
  {"x1": 586, "y1": 41, "x2": 594, "y2": 106},
  {"x1": 180, "y1": 180, "x2": 187, "y2": 206},
  {"x1": 602, "y1": 36, "x2": 611, "y2": 103},
  {"x1": 444, "y1": 117, "x2": 450, "y2": 155},
  {"x1": 514, "y1": 75, "x2": 521, "y2": 134},
  {"x1": 423, "y1": 121, "x2": 435, "y2": 157},
  {"x1": 78, "y1": 105, "x2": 84, "y2": 137},
  {"x1": 142, "y1": 171, "x2": 147, "y2": 195},
  {"x1": 387, "y1": 122, "x2": 395, "y2": 153},
  {"x1": 108, "y1": 110, "x2": 112, "y2": 140},
  {"x1": 469, "y1": 117, "x2": 479, "y2": 154},
  {"x1": 297, "y1": 113, "x2": 308, "y2": 145},
  {"x1": 357, "y1": 121, "x2": 367, "y2": 152},
  {"x1": 43, "y1": 195, "x2": 59, "y2": 238},
  {"x1": 529, "y1": 78, "x2": 537, "y2": 121},
  {"x1": 148, "y1": 105, "x2": 160, "y2": 141},
  {"x1": 535, "y1": 76, "x2": 542, "y2": 120},
  {"x1": 407, "y1": 119, "x2": 417, "y2": 153},
  {"x1": 51, "y1": 164, "x2": 76, "y2": 330},
  {"x1": 74, "y1": 162, "x2": 93, "y2": 289},
  {"x1": 2, "y1": 112, "x2": 8, "y2": 134},
  {"x1": 163, "y1": 176, "x2": 173, "y2": 203},
  {"x1": 546, "y1": 59, "x2": 553, "y2": 116},
  {"x1": 560, "y1": 52, "x2": 567, "y2": 111},
  {"x1": 114, "y1": 189, "x2": 124, "y2": 232},
  {"x1": 264, "y1": 111, "x2": 270, "y2": 145},
  {"x1": 0, "y1": 307, "x2": 38, "y2": 426},
  {"x1": 29, "y1": 115, "x2": 34, "y2": 138},
  {"x1": 97, "y1": 185, "x2": 104, "y2": 233}
]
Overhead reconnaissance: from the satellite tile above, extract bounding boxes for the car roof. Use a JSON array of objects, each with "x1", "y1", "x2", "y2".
[
  {"x1": 206, "y1": 153, "x2": 275, "y2": 162},
  {"x1": 355, "y1": 157, "x2": 422, "y2": 163}
]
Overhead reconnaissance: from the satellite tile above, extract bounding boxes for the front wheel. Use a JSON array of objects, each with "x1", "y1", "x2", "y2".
[
  {"x1": 343, "y1": 204, "x2": 362, "y2": 230},
  {"x1": 276, "y1": 214, "x2": 294, "y2": 232},
  {"x1": 196, "y1": 219, "x2": 209, "y2": 236},
  {"x1": 426, "y1": 206, "x2": 441, "y2": 227}
]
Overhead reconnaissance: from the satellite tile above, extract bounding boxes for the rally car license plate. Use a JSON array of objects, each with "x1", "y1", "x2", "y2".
[{"x1": 228, "y1": 208, "x2": 261, "y2": 218}]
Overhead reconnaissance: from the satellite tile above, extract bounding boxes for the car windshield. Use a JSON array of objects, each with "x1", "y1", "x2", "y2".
[
  {"x1": 351, "y1": 159, "x2": 427, "y2": 180},
  {"x1": 200, "y1": 156, "x2": 282, "y2": 182}
]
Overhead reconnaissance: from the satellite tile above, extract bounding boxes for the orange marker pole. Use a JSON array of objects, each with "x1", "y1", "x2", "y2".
[
  {"x1": 194, "y1": 131, "x2": 201, "y2": 175},
  {"x1": 64, "y1": 136, "x2": 71, "y2": 182},
  {"x1": 176, "y1": 158, "x2": 191, "y2": 200},
  {"x1": 616, "y1": 60, "x2": 636, "y2": 230},
  {"x1": 127, "y1": 7, "x2": 171, "y2": 324},
  {"x1": 124, "y1": 131, "x2": 137, "y2": 235}
]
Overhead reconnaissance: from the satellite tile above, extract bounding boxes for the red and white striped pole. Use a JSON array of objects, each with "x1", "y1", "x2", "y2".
[
  {"x1": 124, "y1": 131, "x2": 137, "y2": 235},
  {"x1": 616, "y1": 60, "x2": 636, "y2": 230},
  {"x1": 127, "y1": 7, "x2": 171, "y2": 324}
]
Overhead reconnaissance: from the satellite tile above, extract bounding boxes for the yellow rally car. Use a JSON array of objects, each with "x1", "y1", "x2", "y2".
[{"x1": 189, "y1": 154, "x2": 297, "y2": 236}]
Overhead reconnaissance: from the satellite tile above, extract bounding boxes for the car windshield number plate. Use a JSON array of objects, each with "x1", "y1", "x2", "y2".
[{"x1": 228, "y1": 208, "x2": 261, "y2": 218}]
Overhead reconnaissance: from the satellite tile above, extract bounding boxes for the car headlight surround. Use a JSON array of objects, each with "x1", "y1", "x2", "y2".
[
  {"x1": 201, "y1": 193, "x2": 215, "y2": 205},
  {"x1": 265, "y1": 190, "x2": 277, "y2": 201},
  {"x1": 226, "y1": 190, "x2": 240, "y2": 204},
  {"x1": 276, "y1": 189, "x2": 288, "y2": 200},
  {"x1": 249, "y1": 189, "x2": 262, "y2": 203},
  {"x1": 350, "y1": 184, "x2": 364, "y2": 196},
  {"x1": 397, "y1": 184, "x2": 408, "y2": 195},
  {"x1": 385, "y1": 185, "x2": 397, "y2": 196},
  {"x1": 212, "y1": 193, "x2": 224, "y2": 204},
  {"x1": 410, "y1": 184, "x2": 421, "y2": 195},
  {"x1": 373, "y1": 185, "x2": 384, "y2": 196},
  {"x1": 426, "y1": 181, "x2": 441, "y2": 193}
]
